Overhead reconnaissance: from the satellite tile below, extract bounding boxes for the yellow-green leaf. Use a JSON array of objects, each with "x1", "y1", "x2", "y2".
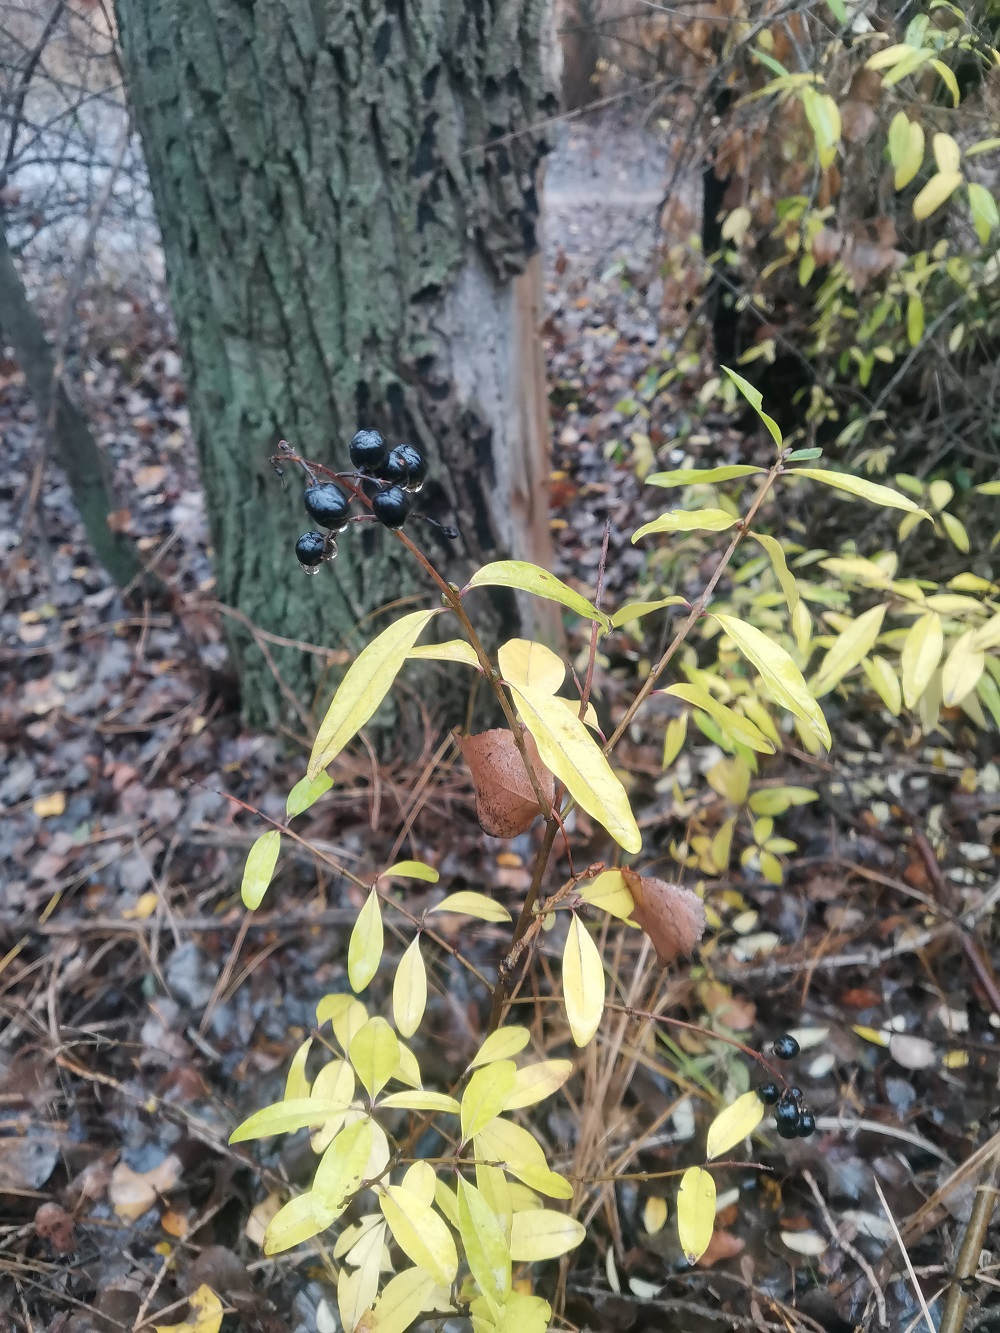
[
  {"x1": 337, "y1": 1220, "x2": 385, "y2": 1333},
  {"x1": 942, "y1": 630, "x2": 985, "y2": 706},
  {"x1": 230, "y1": 1097, "x2": 352, "y2": 1143},
  {"x1": 509, "y1": 1210, "x2": 586, "y2": 1262},
  {"x1": 348, "y1": 891, "x2": 384, "y2": 993},
  {"x1": 458, "y1": 1178, "x2": 512, "y2": 1309},
  {"x1": 941, "y1": 511, "x2": 970, "y2": 553},
  {"x1": 284, "y1": 1039, "x2": 312, "y2": 1101},
  {"x1": 646, "y1": 466, "x2": 764, "y2": 487},
  {"x1": 913, "y1": 170, "x2": 963, "y2": 221},
  {"x1": 363, "y1": 1267, "x2": 439, "y2": 1333},
  {"x1": 610, "y1": 596, "x2": 687, "y2": 629},
  {"x1": 308, "y1": 609, "x2": 441, "y2": 778},
  {"x1": 318, "y1": 995, "x2": 368, "y2": 1051},
  {"x1": 751, "y1": 531, "x2": 799, "y2": 614},
  {"x1": 241, "y1": 830, "x2": 281, "y2": 910},
  {"x1": 429, "y1": 892, "x2": 511, "y2": 923},
  {"x1": 862, "y1": 655, "x2": 902, "y2": 715},
  {"x1": 577, "y1": 869, "x2": 635, "y2": 920},
  {"x1": 933, "y1": 131, "x2": 961, "y2": 174},
  {"x1": 462, "y1": 1061, "x2": 517, "y2": 1142},
  {"x1": 474, "y1": 1118, "x2": 574, "y2": 1198},
  {"x1": 901, "y1": 611, "x2": 944, "y2": 708},
  {"x1": 676, "y1": 1166, "x2": 716, "y2": 1264},
  {"x1": 286, "y1": 772, "x2": 334, "y2": 819},
  {"x1": 392, "y1": 938, "x2": 427, "y2": 1039},
  {"x1": 408, "y1": 639, "x2": 481, "y2": 669},
  {"x1": 972, "y1": 613, "x2": 1000, "y2": 651},
  {"x1": 510, "y1": 682, "x2": 641, "y2": 852},
  {"x1": 748, "y1": 786, "x2": 818, "y2": 816},
  {"x1": 562, "y1": 914, "x2": 604, "y2": 1048},
  {"x1": 713, "y1": 614, "x2": 831, "y2": 748},
  {"x1": 907, "y1": 293, "x2": 924, "y2": 347},
  {"x1": 379, "y1": 1189, "x2": 458, "y2": 1288},
  {"x1": 706, "y1": 1091, "x2": 765, "y2": 1159},
  {"x1": 889, "y1": 113, "x2": 924, "y2": 190},
  {"x1": 644, "y1": 1196, "x2": 668, "y2": 1235},
  {"x1": 311, "y1": 1058, "x2": 356, "y2": 1107},
  {"x1": 381, "y1": 860, "x2": 439, "y2": 883},
  {"x1": 498, "y1": 639, "x2": 565, "y2": 694},
  {"x1": 811, "y1": 604, "x2": 888, "y2": 697},
  {"x1": 262, "y1": 1192, "x2": 330, "y2": 1255},
  {"x1": 468, "y1": 1027, "x2": 531, "y2": 1069},
  {"x1": 632, "y1": 508, "x2": 738, "y2": 542},
  {"x1": 314, "y1": 1117, "x2": 373, "y2": 1214},
  {"x1": 467, "y1": 561, "x2": 609, "y2": 631},
  {"x1": 866, "y1": 42, "x2": 914, "y2": 72},
  {"x1": 662, "y1": 683, "x2": 775, "y2": 754},
  {"x1": 968, "y1": 181, "x2": 1000, "y2": 244},
  {"x1": 350, "y1": 1017, "x2": 400, "y2": 1100},
  {"x1": 931, "y1": 59, "x2": 960, "y2": 107},
  {"x1": 504, "y1": 1060, "x2": 574, "y2": 1111},
  {"x1": 379, "y1": 1091, "x2": 459, "y2": 1115},
  {"x1": 154, "y1": 1284, "x2": 223, "y2": 1333},
  {"x1": 722, "y1": 367, "x2": 782, "y2": 447},
  {"x1": 662, "y1": 712, "x2": 688, "y2": 768},
  {"x1": 790, "y1": 468, "x2": 920, "y2": 513}
]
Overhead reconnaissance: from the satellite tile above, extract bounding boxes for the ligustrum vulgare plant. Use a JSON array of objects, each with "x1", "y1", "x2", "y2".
[{"x1": 230, "y1": 373, "x2": 999, "y2": 1332}]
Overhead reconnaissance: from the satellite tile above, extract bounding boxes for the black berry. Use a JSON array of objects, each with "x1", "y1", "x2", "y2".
[
  {"x1": 295, "y1": 531, "x2": 326, "y2": 567},
  {"x1": 393, "y1": 443, "x2": 428, "y2": 490},
  {"x1": 787, "y1": 1086, "x2": 804, "y2": 1102},
  {"x1": 350, "y1": 429, "x2": 387, "y2": 472},
  {"x1": 774, "y1": 1092, "x2": 801, "y2": 1138},
  {"x1": 304, "y1": 482, "x2": 350, "y2": 530},
  {"x1": 757, "y1": 1081, "x2": 780, "y2": 1105},
  {"x1": 797, "y1": 1110, "x2": 817, "y2": 1138},
  {"x1": 360, "y1": 475, "x2": 383, "y2": 501},
  {"x1": 372, "y1": 486, "x2": 410, "y2": 529},
  {"x1": 377, "y1": 448, "x2": 408, "y2": 485},
  {"x1": 773, "y1": 1034, "x2": 800, "y2": 1060}
]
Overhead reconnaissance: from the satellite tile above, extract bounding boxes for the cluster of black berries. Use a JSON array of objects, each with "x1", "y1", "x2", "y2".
[
  {"x1": 757, "y1": 1034, "x2": 817, "y2": 1139},
  {"x1": 294, "y1": 430, "x2": 431, "y2": 572}
]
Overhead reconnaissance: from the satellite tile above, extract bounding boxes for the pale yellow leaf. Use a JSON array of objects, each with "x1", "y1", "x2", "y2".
[
  {"x1": 913, "y1": 171, "x2": 963, "y2": 221},
  {"x1": 562, "y1": 915, "x2": 604, "y2": 1047},
  {"x1": 230, "y1": 1098, "x2": 354, "y2": 1144},
  {"x1": 862, "y1": 655, "x2": 902, "y2": 715},
  {"x1": 504, "y1": 1060, "x2": 574, "y2": 1111},
  {"x1": 942, "y1": 630, "x2": 985, "y2": 706},
  {"x1": 646, "y1": 465, "x2": 764, "y2": 487},
  {"x1": 407, "y1": 639, "x2": 480, "y2": 669},
  {"x1": 392, "y1": 938, "x2": 427, "y2": 1039},
  {"x1": 643, "y1": 1196, "x2": 668, "y2": 1235},
  {"x1": 378, "y1": 1091, "x2": 460, "y2": 1113},
  {"x1": 379, "y1": 1188, "x2": 458, "y2": 1288},
  {"x1": 458, "y1": 1178, "x2": 512, "y2": 1308},
  {"x1": 286, "y1": 771, "x2": 334, "y2": 819},
  {"x1": 509, "y1": 1209, "x2": 586, "y2": 1261},
  {"x1": 676, "y1": 1166, "x2": 716, "y2": 1264},
  {"x1": 662, "y1": 683, "x2": 775, "y2": 753},
  {"x1": 469, "y1": 1027, "x2": 531, "y2": 1069},
  {"x1": 498, "y1": 639, "x2": 565, "y2": 694},
  {"x1": 380, "y1": 860, "x2": 439, "y2": 883},
  {"x1": 474, "y1": 1118, "x2": 574, "y2": 1198},
  {"x1": 349, "y1": 1017, "x2": 400, "y2": 1099},
  {"x1": 510, "y1": 682, "x2": 641, "y2": 852},
  {"x1": 313, "y1": 1118, "x2": 373, "y2": 1215},
  {"x1": 933, "y1": 131, "x2": 961, "y2": 173},
  {"x1": 705, "y1": 1091, "x2": 765, "y2": 1160},
  {"x1": 610, "y1": 596, "x2": 687, "y2": 629},
  {"x1": 811, "y1": 604, "x2": 888, "y2": 697},
  {"x1": 308, "y1": 609, "x2": 441, "y2": 778},
  {"x1": 632, "y1": 508, "x2": 738, "y2": 542},
  {"x1": 262, "y1": 1191, "x2": 329, "y2": 1255},
  {"x1": 348, "y1": 891, "x2": 384, "y2": 993},
  {"x1": 155, "y1": 1284, "x2": 223, "y2": 1333},
  {"x1": 428, "y1": 892, "x2": 511, "y2": 923},
  {"x1": 577, "y1": 869, "x2": 635, "y2": 920},
  {"x1": 791, "y1": 468, "x2": 920, "y2": 513},
  {"x1": 360, "y1": 1267, "x2": 439, "y2": 1333},
  {"x1": 751, "y1": 531, "x2": 800, "y2": 614},
  {"x1": 284, "y1": 1039, "x2": 312, "y2": 1101},
  {"x1": 467, "y1": 561, "x2": 609, "y2": 630},
  {"x1": 901, "y1": 611, "x2": 944, "y2": 708}
]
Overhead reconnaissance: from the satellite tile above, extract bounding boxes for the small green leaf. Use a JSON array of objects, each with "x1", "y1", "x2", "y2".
[
  {"x1": 428, "y1": 892, "x2": 512, "y2": 922},
  {"x1": 241, "y1": 830, "x2": 281, "y2": 910},
  {"x1": 392, "y1": 937, "x2": 427, "y2": 1039},
  {"x1": 458, "y1": 1178, "x2": 512, "y2": 1310},
  {"x1": 610, "y1": 597, "x2": 687, "y2": 629},
  {"x1": 229, "y1": 1098, "x2": 351, "y2": 1144},
  {"x1": 645, "y1": 465, "x2": 764, "y2": 487},
  {"x1": 308, "y1": 609, "x2": 441, "y2": 778},
  {"x1": 467, "y1": 561, "x2": 610, "y2": 631},
  {"x1": 783, "y1": 447, "x2": 823, "y2": 461},
  {"x1": 751, "y1": 531, "x2": 800, "y2": 614},
  {"x1": 862, "y1": 655, "x2": 902, "y2": 715},
  {"x1": 632, "y1": 508, "x2": 738, "y2": 542},
  {"x1": 562, "y1": 915, "x2": 604, "y2": 1048},
  {"x1": 713, "y1": 613, "x2": 831, "y2": 748},
  {"x1": 283, "y1": 1039, "x2": 312, "y2": 1101},
  {"x1": 313, "y1": 1117, "x2": 373, "y2": 1215},
  {"x1": 722, "y1": 367, "x2": 783, "y2": 446},
  {"x1": 462, "y1": 1062, "x2": 517, "y2": 1142},
  {"x1": 348, "y1": 891, "x2": 384, "y2": 993},
  {"x1": 408, "y1": 639, "x2": 481, "y2": 669},
  {"x1": 262, "y1": 1192, "x2": 329, "y2": 1255},
  {"x1": 286, "y1": 772, "x2": 333, "y2": 819},
  {"x1": 662, "y1": 684, "x2": 776, "y2": 754},
  {"x1": 676, "y1": 1166, "x2": 716, "y2": 1264},
  {"x1": 706, "y1": 1091, "x2": 765, "y2": 1159}
]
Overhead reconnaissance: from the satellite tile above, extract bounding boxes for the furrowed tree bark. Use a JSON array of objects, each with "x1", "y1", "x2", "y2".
[
  {"x1": 0, "y1": 219, "x2": 146, "y2": 590},
  {"x1": 115, "y1": 0, "x2": 560, "y2": 729}
]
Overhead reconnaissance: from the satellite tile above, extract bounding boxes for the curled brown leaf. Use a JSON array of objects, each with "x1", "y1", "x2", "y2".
[
  {"x1": 458, "y1": 729, "x2": 554, "y2": 838},
  {"x1": 622, "y1": 869, "x2": 706, "y2": 966}
]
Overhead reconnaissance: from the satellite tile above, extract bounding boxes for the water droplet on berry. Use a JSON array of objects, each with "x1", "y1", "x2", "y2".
[{"x1": 299, "y1": 561, "x2": 320, "y2": 576}]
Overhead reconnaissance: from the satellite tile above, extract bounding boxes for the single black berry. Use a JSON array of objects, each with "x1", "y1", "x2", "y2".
[
  {"x1": 304, "y1": 482, "x2": 350, "y2": 530},
  {"x1": 295, "y1": 531, "x2": 327, "y2": 568},
  {"x1": 797, "y1": 1110, "x2": 817, "y2": 1138},
  {"x1": 350, "y1": 428, "x2": 387, "y2": 472},
  {"x1": 372, "y1": 486, "x2": 410, "y2": 529},
  {"x1": 393, "y1": 443, "x2": 428, "y2": 490},
  {"x1": 774, "y1": 1092, "x2": 801, "y2": 1138},
  {"x1": 787, "y1": 1086, "x2": 804, "y2": 1102},
  {"x1": 757, "y1": 1081, "x2": 780, "y2": 1105},
  {"x1": 377, "y1": 448, "x2": 409, "y2": 485},
  {"x1": 773, "y1": 1034, "x2": 800, "y2": 1060}
]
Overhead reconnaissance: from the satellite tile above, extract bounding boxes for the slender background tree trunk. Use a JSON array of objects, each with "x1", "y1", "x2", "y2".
[{"x1": 115, "y1": 0, "x2": 559, "y2": 728}]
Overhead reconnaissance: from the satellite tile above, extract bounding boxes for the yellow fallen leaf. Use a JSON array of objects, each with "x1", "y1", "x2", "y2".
[
  {"x1": 123, "y1": 891, "x2": 159, "y2": 920},
  {"x1": 33, "y1": 791, "x2": 66, "y2": 818}
]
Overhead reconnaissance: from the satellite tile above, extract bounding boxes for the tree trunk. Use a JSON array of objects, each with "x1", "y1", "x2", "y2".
[{"x1": 114, "y1": 0, "x2": 560, "y2": 729}]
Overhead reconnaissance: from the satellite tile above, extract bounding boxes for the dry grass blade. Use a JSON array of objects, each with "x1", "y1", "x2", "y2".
[{"x1": 872, "y1": 1174, "x2": 936, "y2": 1333}]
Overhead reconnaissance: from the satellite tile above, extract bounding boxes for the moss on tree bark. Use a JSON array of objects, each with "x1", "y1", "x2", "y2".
[{"x1": 116, "y1": 0, "x2": 559, "y2": 728}]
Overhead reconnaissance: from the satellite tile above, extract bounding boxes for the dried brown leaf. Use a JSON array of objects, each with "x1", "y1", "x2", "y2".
[
  {"x1": 459, "y1": 729, "x2": 554, "y2": 837},
  {"x1": 621, "y1": 869, "x2": 705, "y2": 966}
]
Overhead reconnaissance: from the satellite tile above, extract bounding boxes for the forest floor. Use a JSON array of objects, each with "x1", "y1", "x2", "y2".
[{"x1": 3, "y1": 108, "x2": 1000, "y2": 1333}]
